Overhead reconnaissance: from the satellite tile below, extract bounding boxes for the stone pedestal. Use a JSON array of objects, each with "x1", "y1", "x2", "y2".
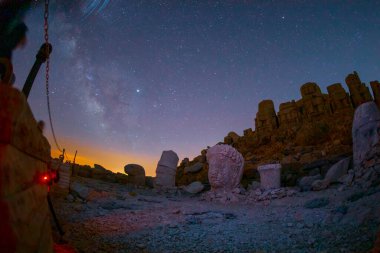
[{"x1": 258, "y1": 164, "x2": 282, "y2": 190}]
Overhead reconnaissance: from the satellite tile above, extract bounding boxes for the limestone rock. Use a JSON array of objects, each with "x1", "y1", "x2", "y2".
[
  {"x1": 257, "y1": 164, "x2": 281, "y2": 190},
  {"x1": 158, "y1": 150, "x2": 179, "y2": 168},
  {"x1": 207, "y1": 144, "x2": 244, "y2": 191},
  {"x1": 255, "y1": 100, "x2": 278, "y2": 139},
  {"x1": 346, "y1": 71, "x2": 373, "y2": 108},
  {"x1": 155, "y1": 150, "x2": 179, "y2": 188},
  {"x1": 352, "y1": 102, "x2": 380, "y2": 170},
  {"x1": 324, "y1": 156, "x2": 351, "y2": 184},
  {"x1": 311, "y1": 179, "x2": 329, "y2": 191},
  {"x1": 299, "y1": 174, "x2": 322, "y2": 191},
  {"x1": 310, "y1": 156, "x2": 352, "y2": 191},
  {"x1": 71, "y1": 181, "x2": 91, "y2": 200},
  {"x1": 124, "y1": 164, "x2": 146, "y2": 186},
  {"x1": 184, "y1": 181, "x2": 204, "y2": 194},
  {"x1": 0, "y1": 86, "x2": 53, "y2": 252},
  {"x1": 184, "y1": 162, "x2": 203, "y2": 174},
  {"x1": 180, "y1": 158, "x2": 190, "y2": 167}
]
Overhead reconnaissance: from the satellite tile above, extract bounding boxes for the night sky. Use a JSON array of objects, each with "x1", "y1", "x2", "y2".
[{"x1": 12, "y1": 0, "x2": 380, "y2": 175}]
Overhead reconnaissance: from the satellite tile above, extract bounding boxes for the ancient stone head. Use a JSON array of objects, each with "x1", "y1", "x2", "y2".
[
  {"x1": 353, "y1": 102, "x2": 380, "y2": 169},
  {"x1": 206, "y1": 144, "x2": 244, "y2": 190}
]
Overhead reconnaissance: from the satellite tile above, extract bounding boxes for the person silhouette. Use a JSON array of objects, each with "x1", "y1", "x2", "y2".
[{"x1": 0, "y1": 22, "x2": 28, "y2": 85}]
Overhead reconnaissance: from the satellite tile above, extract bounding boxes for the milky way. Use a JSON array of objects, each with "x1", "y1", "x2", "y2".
[{"x1": 11, "y1": 0, "x2": 380, "y2": 175}]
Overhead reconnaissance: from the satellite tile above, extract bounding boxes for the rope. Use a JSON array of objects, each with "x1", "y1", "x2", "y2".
[{"x1": 44, "y1": 0, "x2": 62, "y2": 153}]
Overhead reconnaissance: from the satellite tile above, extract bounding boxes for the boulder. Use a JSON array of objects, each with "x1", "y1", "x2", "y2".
[
  {"x1": 124, "y1": 164, "x2": 146, "y2": 186},
  {"x1": 155, "y1": 150, "x2": 179, "y2": 189},
  {"x1": 311, "y1": 157, "x2": 351, "y2": 191},
  {"x1": 311, "y1": 179, "x2": 329, "y2": 191},
  {"x1": 124, "y1": 164, "x2": 144, "y2": 176},
  {"x1": 299, "y1": 174, "x2": 322, "y2": 191},
  {"x1": 70, "y1": 182, "x2": 91, "y2": 201},
  {"x1": 324, "y1": 156, "x2": 351, "y2": 183},
  {"x1": 184, "y1": 162, "x2": 203, "y2": 174},
  {"x1": 184, "y1": 181, "x2": 204, "y2": 194}
]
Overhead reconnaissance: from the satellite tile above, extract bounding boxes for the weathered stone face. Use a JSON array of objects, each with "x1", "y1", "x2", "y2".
[
  {"x1": 299, "y1": 83, "x2": 331, "y2": 120},
  {"x1": 327, "y1": 83, "x2": 352, "y2": 113},
  {"x1": 353, "y1": 102, "x2": 380, "y2": 170},
  {"x1": 300, "y1": 82, "x2": 322, "y2": 97},
  {"x1": 155, "y1": 150, "x2": 179, "y2": 188},
  {"x1": 278, "y1": 101, "x2": 302, "y2": 127},
  {"x1": 346, "y1": 71, "x2": 373, "y2": 108},
  {"x1": 255, "y1": 100, "x2": 278, "y2": 138},
  {"x1": 206, "y1": 144, "x2": 244, "y2": 191}
]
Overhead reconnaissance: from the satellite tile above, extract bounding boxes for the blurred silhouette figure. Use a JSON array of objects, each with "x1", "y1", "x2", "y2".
[{"x1": 0, "y1": 0, "x2": 31, "y2": 84}]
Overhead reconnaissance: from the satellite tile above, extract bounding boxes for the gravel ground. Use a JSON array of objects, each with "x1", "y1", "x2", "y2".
[{"x1": 51, "y1": 177, "x2": 380, "y2": 253}]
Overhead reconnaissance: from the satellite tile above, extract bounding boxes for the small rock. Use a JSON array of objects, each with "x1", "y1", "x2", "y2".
[
  {"x1": 299, "y1": 174, "x2": 322, "y2": 191},
  {"x1": 184, "y1": 181, "x2": 204, "y2": 194},
  {"x1": 136, "y1": 243, "x2": 146, "y2": 249}
]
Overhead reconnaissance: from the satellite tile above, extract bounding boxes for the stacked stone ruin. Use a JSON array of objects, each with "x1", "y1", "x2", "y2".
[
  {"x1": 251, "y1": 71, "x2": 378, "y2": 141},
  {"x1": 0, "y1": 86, "x2": 54, "y2": 252}
]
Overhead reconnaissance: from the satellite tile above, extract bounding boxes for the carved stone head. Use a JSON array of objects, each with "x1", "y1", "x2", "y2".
[
  {"x1": 206, "y1": 144, "x2": 244, "y2": 191},
  {"x1": 353, "y1": 102, "x2": 380, "y2": 169}
]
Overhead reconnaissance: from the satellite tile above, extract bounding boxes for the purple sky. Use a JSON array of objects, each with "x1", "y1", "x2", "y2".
[{"x1": 12, "y1": 0, "x2": 380, "y2": 175}]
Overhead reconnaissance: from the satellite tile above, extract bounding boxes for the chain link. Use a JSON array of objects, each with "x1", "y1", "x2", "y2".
[{"x1": 44, "y1": 0, "x2": 63, "y2": 153}]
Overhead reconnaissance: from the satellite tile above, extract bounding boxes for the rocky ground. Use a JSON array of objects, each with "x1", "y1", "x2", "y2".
[{"x1": 51, "y1": 177, "x2": 380, "y2": 253}]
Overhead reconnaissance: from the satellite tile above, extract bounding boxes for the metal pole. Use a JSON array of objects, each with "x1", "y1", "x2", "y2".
[
  {"x1": 71, "y1": 150, "x2": 77, "y2": 176},
  {"x1": 22, "y1": 43, "x2": 52, "y2": 98}
]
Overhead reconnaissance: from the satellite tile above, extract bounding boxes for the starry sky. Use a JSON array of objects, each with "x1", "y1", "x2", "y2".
[{"x1": 12, "y1": 0, "x2": 380, "y2": 176}]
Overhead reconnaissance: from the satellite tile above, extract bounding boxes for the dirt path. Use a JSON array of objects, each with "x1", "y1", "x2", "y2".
[{"x1": 51, "y1": 178, "x2": 380, "y2": 253}]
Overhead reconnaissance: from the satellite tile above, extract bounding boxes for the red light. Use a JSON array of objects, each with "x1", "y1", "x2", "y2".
[{"x1": 43, "y1": 176, "x2": 48, "y2": 180}]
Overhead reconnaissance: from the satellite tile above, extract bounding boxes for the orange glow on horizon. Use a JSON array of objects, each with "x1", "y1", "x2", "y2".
[{"x1": 51, "y1": 147, "x2": 158, "y2": 176}]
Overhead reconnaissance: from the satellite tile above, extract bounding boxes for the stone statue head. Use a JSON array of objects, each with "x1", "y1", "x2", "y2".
[
  {"x1": 353, "y1": 102, "x2": 380, "y2": 169},
  {"x1": 206, "y1": 144, "x2": 244, "y2": 190}
]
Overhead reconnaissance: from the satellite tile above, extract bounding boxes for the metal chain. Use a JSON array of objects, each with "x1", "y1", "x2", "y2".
[{"x1": 44, "y1": 0, "x2": 63, "y2": 153}]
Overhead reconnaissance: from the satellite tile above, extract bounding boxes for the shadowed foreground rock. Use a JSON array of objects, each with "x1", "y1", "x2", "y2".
[
  {"x1": 0, "y1": 86, "x2": 53, "y2": 252},
  {"x1": 124, "y1": 164, "x2": 146, "y2": 186}
]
